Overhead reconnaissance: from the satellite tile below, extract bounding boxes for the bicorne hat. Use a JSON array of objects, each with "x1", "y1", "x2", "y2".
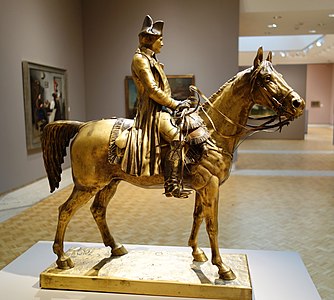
[{"x1": 139, "y1": 15, "x2": 164, "y2": 36}]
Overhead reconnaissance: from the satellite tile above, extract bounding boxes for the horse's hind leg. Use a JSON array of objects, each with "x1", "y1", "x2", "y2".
[
  {"x1": 90, "y1": 180, "x2": 128, "y2": 256},
  {"x1": 53, "y1": 186, "x2": 95, "y2": 269}
]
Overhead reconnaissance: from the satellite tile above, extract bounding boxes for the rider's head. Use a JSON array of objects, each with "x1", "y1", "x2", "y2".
[{"x1": 138, "y1": 15, "x2": 164, "y2": 53}]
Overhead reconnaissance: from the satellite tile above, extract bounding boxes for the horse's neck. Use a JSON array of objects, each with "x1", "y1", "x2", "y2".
[{"x1": 200, "y1": 70, "x2": 253, "y2": 153}]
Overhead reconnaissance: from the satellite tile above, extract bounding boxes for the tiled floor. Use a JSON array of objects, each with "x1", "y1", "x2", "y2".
[
  {"x1": 0, "y1": 168, "x2": 72, "y2": 223},
  {"x1": 0, "y1": 125, "x2": 333, "y2": 299}
]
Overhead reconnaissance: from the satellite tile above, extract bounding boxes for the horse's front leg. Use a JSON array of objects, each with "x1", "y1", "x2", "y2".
[
  {"x1": 201, "y1": 176, "x2": 236, "y2": 280},
  {"x1": 53, "y1": 187, "x2": 95, "y2": 269},
  {"x1": 90, "y1": 180, "x2": 128, "y2": 256},
  {"x1": 188, "y1": 192, "x2": 208, "y2": 262}
]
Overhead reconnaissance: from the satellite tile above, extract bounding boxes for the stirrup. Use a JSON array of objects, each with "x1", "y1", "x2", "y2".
[{"x1": 164, "y1": 180, "x2": 192, "y2": 199}]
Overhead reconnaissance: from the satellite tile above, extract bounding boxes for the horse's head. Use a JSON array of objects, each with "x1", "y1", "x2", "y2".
[{"x1": 250, "y1": 47, "x2": 305, "y2": 120}]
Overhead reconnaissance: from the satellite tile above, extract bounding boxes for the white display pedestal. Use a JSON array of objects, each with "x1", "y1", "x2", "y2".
[{"x1": 0, "y1": 241, "x2": 321, "y2": 300}]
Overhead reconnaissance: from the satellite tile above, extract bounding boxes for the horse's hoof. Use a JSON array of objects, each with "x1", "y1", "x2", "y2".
[
  {"x1": 56, "y1": 256, "x2": 74, "y2": 269},
  {"x1": 112, "y1": 244, "x2": 128, "y2": 256},
  {"x1": 219, "y1": 268, "x2": 236, "y2": 281},
  {"x1": 192, "y1": 249, "x2": 208, "y2": 262}
]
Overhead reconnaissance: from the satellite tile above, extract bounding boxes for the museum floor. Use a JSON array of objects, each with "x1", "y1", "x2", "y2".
[{"x1": 0, "y1": 125, "x2": 333, "y2": 299}]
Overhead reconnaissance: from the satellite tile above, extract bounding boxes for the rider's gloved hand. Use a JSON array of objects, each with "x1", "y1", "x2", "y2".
[{"x1": 176, "y1": 99, "x2": 193, "y2": 112}]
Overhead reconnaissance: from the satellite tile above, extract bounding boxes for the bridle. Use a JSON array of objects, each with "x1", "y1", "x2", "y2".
[
  {"x1": 189, "y1": 81, "x2": 292, "y2": 141},
  {"x1": 250, "y1": 64, "x2": 296, "y2": 120},
  {"x1": 171, "y1": 66, "x2": 296, "y2": 164}
]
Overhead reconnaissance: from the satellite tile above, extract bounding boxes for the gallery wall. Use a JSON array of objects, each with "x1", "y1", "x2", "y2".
[
  {"x1": 4, "y1": 0, "x2": 328, "y2": 193},
  {"x1": 0, "y1": 0, "x2": 86, "y2": 194},
  {"x1": 82, "y1": 0, "x2": 240, "y2": 120},
  {"x1": 0, "y1": 0, "x2": 239, "y2": 194},
  {"x1": 306, "y1": 64, "x2": 334, "y2": 124}
]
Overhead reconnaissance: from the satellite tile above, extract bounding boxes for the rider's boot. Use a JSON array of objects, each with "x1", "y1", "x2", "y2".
[{"x1": 164, "y1": 140, "x2": 192, "y2": 198}]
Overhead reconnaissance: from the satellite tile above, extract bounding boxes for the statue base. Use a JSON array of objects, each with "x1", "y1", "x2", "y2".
[{"x1": 40, "y1": 246, "x2": 252, "y2": 299}]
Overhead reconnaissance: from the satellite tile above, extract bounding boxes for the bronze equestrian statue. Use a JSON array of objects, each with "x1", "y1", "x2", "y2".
[{"x1": 42, "y1": 16, "x2": 305, "y2": 281}]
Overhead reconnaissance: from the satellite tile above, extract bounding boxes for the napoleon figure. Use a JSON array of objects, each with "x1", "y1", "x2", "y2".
[{"x1": 121, "y1": 15, "x2": 193, "y2": 198}]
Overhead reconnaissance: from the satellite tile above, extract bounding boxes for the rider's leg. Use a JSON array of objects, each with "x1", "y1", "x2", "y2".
[
  {"x1": 159, "y1": 112, "x2": 179, "y2": 142},
  {"x1": 159, "y1": 112, "x2": 192, "y2": 198}
]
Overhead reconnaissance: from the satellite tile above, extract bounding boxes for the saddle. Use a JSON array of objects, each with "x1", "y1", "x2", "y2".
[{"x1": 108, "y1": 112, "x2": 210, "y2": 166}]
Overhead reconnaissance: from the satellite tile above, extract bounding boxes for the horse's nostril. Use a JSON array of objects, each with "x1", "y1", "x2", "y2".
[{"x1": 292, "y1": 99, "x2": 301, "y2": 108}]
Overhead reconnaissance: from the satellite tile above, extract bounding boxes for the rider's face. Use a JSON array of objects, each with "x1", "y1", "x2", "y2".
[{"x1": 151, "y1": 37, "x2": 163, "y2": 54}]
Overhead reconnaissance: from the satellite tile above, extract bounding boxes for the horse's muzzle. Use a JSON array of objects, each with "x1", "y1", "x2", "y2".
[
  {"x1": 290, "y1": 93, "x2": 305, "y2": 118},
  {"x1": 292, "y1": 98, "x2": 304, "y2": 109}
]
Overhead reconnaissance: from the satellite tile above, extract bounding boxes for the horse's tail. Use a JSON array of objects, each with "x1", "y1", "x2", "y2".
[{"x1": 42, "y1": 120, "x2": 84, "y2": 193}]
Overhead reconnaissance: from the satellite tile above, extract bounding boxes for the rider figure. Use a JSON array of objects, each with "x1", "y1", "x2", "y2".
[{"x1": 121, "y1": 15, "x2": 192, "y2": 198}]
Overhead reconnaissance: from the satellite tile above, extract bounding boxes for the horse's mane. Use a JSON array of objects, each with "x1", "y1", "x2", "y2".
[
  {"x1": 206, "y1": 60, "x2": 274, "y2": 107},
  {"x1": 204, "y1": 67, "x2": 253, "y2": 107}
]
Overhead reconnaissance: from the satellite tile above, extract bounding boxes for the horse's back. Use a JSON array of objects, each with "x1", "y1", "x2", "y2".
[
  {"x1": 71, "y1": 118, "x2": 119, "y2": 189},
  {"x1": 75, "y1": 118, "x2": 117, "y2": 144}
]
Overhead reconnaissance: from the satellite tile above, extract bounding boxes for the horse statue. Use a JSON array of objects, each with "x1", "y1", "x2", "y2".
[{"x1": 42, "y1": 47, "x2": 305, "y2": 281}]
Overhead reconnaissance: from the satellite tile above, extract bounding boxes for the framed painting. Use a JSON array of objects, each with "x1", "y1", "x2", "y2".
[
  {"x1": 22, "y1": 61, "x2": 68, "y2": 152},
  {"x1": 125, "y1": 74, "x2": 195, "y2": 118},
  {"x1": 250, "y1": 104, "x2": 275, "y2": 117}
]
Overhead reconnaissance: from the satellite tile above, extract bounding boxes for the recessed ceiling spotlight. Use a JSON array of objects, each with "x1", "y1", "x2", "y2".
[
  {"x1": 309, "y1": 29, "x2": 317, "y2": 33},
  {"x1": 328, "y1": 13, "x2": 334, "y2": 18},
  {"x1": 268, "y1": 23, "x2": 277, "y2": 28},
  {"x1": 316, "y1": 39, "x2": 323, "y2": 47}
]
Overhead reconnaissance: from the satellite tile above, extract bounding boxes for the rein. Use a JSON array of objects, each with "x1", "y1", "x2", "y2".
[{"x1": 190, "y1": 85, "x2": 290, "y2": 140}]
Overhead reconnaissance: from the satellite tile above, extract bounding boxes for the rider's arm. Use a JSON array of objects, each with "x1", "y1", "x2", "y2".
[{"x1": 132, "y1": 54, "x2": 179, "y2": 110}]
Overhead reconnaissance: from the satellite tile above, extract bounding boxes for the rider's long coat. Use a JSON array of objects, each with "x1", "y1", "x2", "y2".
[{"x1": 121, "y1": 47, "x2": 174, "y2": 176}]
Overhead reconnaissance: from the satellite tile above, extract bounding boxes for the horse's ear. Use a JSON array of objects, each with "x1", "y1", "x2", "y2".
[
  {"x1": 266, "y1": 51, "x2": 273, "y2": 62},
  {"x1": 253, "y1": 47, "x2": 263, "y2": 68}
]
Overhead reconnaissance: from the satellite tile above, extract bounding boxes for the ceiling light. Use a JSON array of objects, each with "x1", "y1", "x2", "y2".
[
  {"x1": 268, "y1": 24, "x2": 277, "y2": 28},
  {"x1": 316, "y1": 40, "x2": 323, "y2": 47},
  {"x1": 309, "y1": 30, "x2": 317, "y2": 34},
  {"x1": 328, "y1": 13, "x2": 334, "y2": 18}
]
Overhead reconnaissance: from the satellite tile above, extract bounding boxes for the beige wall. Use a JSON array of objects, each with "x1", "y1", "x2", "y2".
[
  {"x1": 306, "y1": 64, "x2": 334, "y2": 125},
  {"x1": 0, "y1": 0, "x2": 85, "y2": 194},
  {"x1": 0, "y1": 0, "x2": 239, "y2": 194},
  {"x1": 4, "y1": 0, "x2": 330, "y2": 193},
  {"x1": 82, "y1": 0, "x2": 240, "y2": 120},
  {"x1": 332, "y1": 65, "x2": 334, "y2": 126}
]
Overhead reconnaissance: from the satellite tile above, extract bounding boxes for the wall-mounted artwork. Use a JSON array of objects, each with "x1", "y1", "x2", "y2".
[
  {"x1": 250, "y1": 104, "x2": 275, "y2": 117},
  {"x1": 22, "y1": 61, "x2": 68, "y2": 152},
  {"x1": 125, "y1": 75, "x2": 195, "y2": 118}
]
